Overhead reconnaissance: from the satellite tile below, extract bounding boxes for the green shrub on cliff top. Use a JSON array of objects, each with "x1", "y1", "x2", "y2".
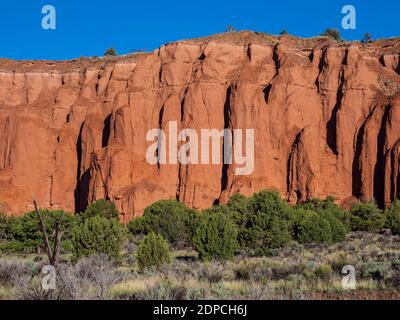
[{"x1": 322, "y1": 28, "x2": 341, "y2": 41}]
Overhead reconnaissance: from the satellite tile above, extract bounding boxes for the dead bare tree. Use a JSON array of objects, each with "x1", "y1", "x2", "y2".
[{"x1": 32, "y1": 195, "x2": 65, "y2": 266}]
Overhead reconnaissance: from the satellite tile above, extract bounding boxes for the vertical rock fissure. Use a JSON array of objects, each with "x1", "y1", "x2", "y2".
[
  {"x1": 396, "y1": 58, "x2": 400, "y2": 75},
  {"x1": 389, "y1": 142, "x2": 400, "y2": 201},
  {"x1": 180, "y1": 87, "x2": 189, "y2": 122},
  {"x1": 176, "y1": 87, "x2": 188, "y2": 201},
  {"x1": 374, "y1": 104, "x2": 391, "y2": 207},
  {"x1": 326, "y1": 70, "x2": 345, "y2": 155},
  {"x1": 263, "y1": 84, "x2": 272, "y2": 104},
  {"x1": 157, "y1": 105, "x2": 165, "y2": 170},
  {"x1": 102, "y1": 114, "x2": 112, "y2": 148},
  {"x1": 176, "y1": 163, "x2": 182, "y2": 202},
  {"x1": 246, "y1": 43, "x2": 252, "y2": 61},
  {"x1": 379, "y1": 55, "x2": 386, "y2": 68},
  {"x1": 2, "y1": 116, "x2": 10, "y2": 169},
  {"x1": 272, "y1": 44, "x2": 281, "y2": 76},
  {"x1": 352, "y1": 118, "x2": 367, "y2": 198},
  {"x1": 287, "y1": 129, "x2": 304, "y2": 202},
  {"x1": 315, "y1": 48, "x2": 327, "y2": 94},
  {"x1": 220, "y1": 85, "x2": 233, "y2": 199},
  {"x1": 74, "y1": 122, "x2": 87, "y2": 212}
]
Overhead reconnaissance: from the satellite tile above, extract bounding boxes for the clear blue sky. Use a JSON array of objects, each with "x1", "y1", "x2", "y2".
[{"x1": 0, "y1": 0, "x2": 399, "y2": 60}]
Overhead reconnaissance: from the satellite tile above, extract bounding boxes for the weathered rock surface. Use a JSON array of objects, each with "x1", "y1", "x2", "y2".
[{"x1": 1, "y1": 31, "x2": 400, "y2": 221}]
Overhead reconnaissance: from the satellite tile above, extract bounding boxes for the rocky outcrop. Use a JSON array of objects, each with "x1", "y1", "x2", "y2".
[{"x1": 1, "y1": 31, "x2": 400, "y2": 221}]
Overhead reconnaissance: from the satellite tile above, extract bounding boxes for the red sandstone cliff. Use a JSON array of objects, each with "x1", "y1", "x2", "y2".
[{"x1": 1, "y1": 31, "x2": 400, "y2": 221}]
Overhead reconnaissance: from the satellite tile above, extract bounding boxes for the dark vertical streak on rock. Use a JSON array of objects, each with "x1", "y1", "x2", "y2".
[
  {"x1": 176, "y1": 163, "x2": 181, "y2": 202},
  {"x1": 246, "y1": 44, "x2": 252, "y2": 61},
  {"x1": 180, "y1": 87, "x2": 189, "y2": 122},
  {"x1": 351, "y1": 102, "x2": 379, "y2": 199},
  {"x1": 352, "y1": 120, "x2": 366, "y2": 198},
  {"x1": 74, "y1": 122, "x2": 89, "y2": 213},
  {"x1": 315, "y1": 47, "x2": 329, "y2": 96},
  {"x1": 220, "y1": 85, "x2": 232, "y2": 197},
  {"x1": 389, "y1": 143, "x2": 400, "y2": 201},
  {"x1": 263, "y1": 84, "x2": 272, "y2": 104},
  {"x1": 102, "y1": 114, "x2": 112, "y2": 148},
  {"x1": 287, "y1": 129, "x2": 303, "y2": 201},
  {"x1": 157, "y1": 105, "x2": 165, "y2": 170},
  {"x1": 272, "y1": 44, "x2": 281, "y2": 77},
  {"x1": 326, "y1": 70, "x2": 345, "y2": 155},
  {"x1": 396, "y1": 58, "x2": 400, "y2": 75},
  {"x1": 379, "y1": 55, "x2": 386, "y2": 68},
  {"x1": 374, "y1": 105, "x2": 391, "y2": 207}
]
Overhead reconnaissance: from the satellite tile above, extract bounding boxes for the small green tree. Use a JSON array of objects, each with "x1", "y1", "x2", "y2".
[
  {"x1": 225, "y1": 193, "x2": 251, "y2": 248},
  {"x1": 297, "y1": 197, "x2": 346, "y2": 222},
  {"x1": 280, "y1": 30, "x2": 289, "y2": 35},
  {"x1": 349, "y1": 202, "x2": 385, "y2": 232},
  {"x1": 225, "y1": 25, "x2": 237, "y2": 33},
  {"x1": 127, "y1": 200, "x2": 199, "y2": 248},
  {"x1": 72, "y1": 215, "x2": 124, "y2": 261},
  {"x1": 320, "y1": 212, "x2": 348, "y2": 243},
  {"x1": 244, "y1": 214, "x2": 292, "y2": 255},
  {"x1": 80, "y1": 199, "x2": 119, "y2": 221},
  {"x1": 104, "y1": 48, "x2": 117, "y2": 56},
  {"x1": 295, "y1": 209, "x2": 333, "y2": 244},
  {"x1": 136, "y1": 232, "x2": 171, "y2": 272},
  {"x1": 7, "y1": 210, "x2": 75, "y2": 253},
  {"x1": 127, "y1": 216, "x2": 149, "y2": 235},
  {"x1": 322, "y1": 28, "x2": 341, "y2": 41},
  {"x1": 297, "y1": 197, "x2": 349, "y2": 242},
  {"x1": 249, "y1": 190, "x2": 291, "y2": 217},
  {"x1": 192, "y1": 211, "x2": 238, "y2": 261},
  {"x1": 242, "y1": 190, "x2": 293, "y2": 254},
  {"x1": 362, "y1": 33, "x2": 374, "y2": 43},
  {"x1": 386, "y1": 200, "x2": 400, "y2": 235}
]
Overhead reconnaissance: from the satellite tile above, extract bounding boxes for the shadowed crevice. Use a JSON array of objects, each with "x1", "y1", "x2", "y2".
[
  {"x1": 272, "y1": 44, "x2": 281, "y2": 75},
  {"x1": 263, "y1": 84, "x2": 272, "y2": 104},
  {"x1": 352, "y1": 121, "x2": 367, "y2": 198},
  {"x1": 389, "y1": 143, "x2": 400, "y2": 201},
  {"x1": 220, "y1": 85, "x2": 232, "y2": 196},
  {"x1": 180, "y1": 87, "x2": 189, "y2": 122},
  {"x1": 379, "y1": 55, "x2": 386, "y2": 68},
  {"x1": 287, "y1": 129, "x2": 304, "y2": 201},
  {"x1": 157, "y1": 105, "x2": 165, "y2": 170},
  {"x1": 326, "y1": 71, "x2": 345, "y2": 155},
  {"x1": 74, "y1": 122, "x2": 90, "y2": 213},
  {"x1": 102, "y1": 114, "x2": 112, "y2": 148},
  {"x1": 374, "y1": 105, "x2": 391, "y2": 208},
  {"x1": 315, "y1": 49, "x2": 327, "y2": 93}
]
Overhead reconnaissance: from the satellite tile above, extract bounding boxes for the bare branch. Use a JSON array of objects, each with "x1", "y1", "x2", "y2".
[
  {"x1": 51, "y1": 211, "x2": 65, "y2": 265},
  {"x1": 33, "y1": 195, "x2": 53, "y2": 263},
  {"x1": 32, "y1": 195, "x2": 65, "y2": 266}
]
